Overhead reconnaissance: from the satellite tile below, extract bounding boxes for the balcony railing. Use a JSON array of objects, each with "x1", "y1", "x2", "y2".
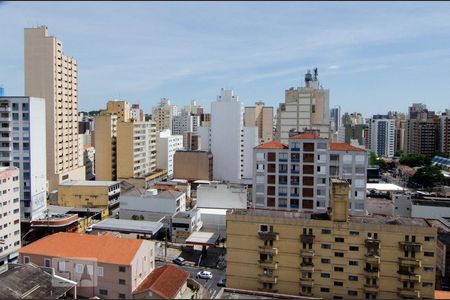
[
  {"x1": 398, "y1": 271, "x2": 421, "y2": 282},
  {"x1": 365, "y1": 254, "x2": 381, "y2": 265},
  {"x1": 399, "y1": 241, "x2": 422, "y2": 252},
  {"x1": 290, "y1": 169, "x2": 300, "y2": 174},
  {"x1": 258, "y1": 287, "x2": 278, "y2": 293},
  {"x1": 364, "y1": 268, "x2": 380, "y2": 278},
  {"x1": 300, "y1": 234, "x2": 315, "y2": 244},
  {"x1": 299, "y1": 278, "x2": 314, "y2": 287},
  {"x1": 258, "y1": 274, "x2": 278, "y2": 284},
  {"x1": 363, "y1": 284, "x2": 379, "y2": 293},
  {"x1": 300, "y1": 249, "x2": 314, "y2": 258},
  {"x1": 258, "y1": 231, "x2": 279, "y2": 241},
  {"x1": 258, "y1": 260, "x2": 278, "y2": 269},
  {"x1": 397, "y1": 288, "x2": 420, "y2": 298},
  {"x1": 259, "y1": 246, "x2": 278, "y2": 256},
  {"x1": 300, "y1": 263, "x2": 314, "y2": 272},
  {"x1": 365, "y1": 238, "x2": 380, "y2": 250},
  {"x1": 398, "y1": 257, "x2": 422, "y2": 267}
]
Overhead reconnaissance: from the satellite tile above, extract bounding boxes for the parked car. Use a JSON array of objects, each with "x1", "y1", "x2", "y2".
[
  {"x1": 172, "y1": 257, "x2": 185, "y2": 266},
  {"x1": 196, "y1": 270, "x2": 213, "y2": 280},
  {"x1": 85, "y1": 226, "x2": 93, "y2": 233},
  {"x1": 217, "y1": 278, "x2": 226, "y2": 287}
]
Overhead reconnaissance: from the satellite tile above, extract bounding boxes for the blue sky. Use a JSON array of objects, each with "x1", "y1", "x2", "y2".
[{"x1": 1, "y1": 1, "x2": 450, "y2": 117}]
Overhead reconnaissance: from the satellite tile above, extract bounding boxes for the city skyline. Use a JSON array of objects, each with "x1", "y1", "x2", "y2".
[{"x1": 1, "y1": 2, "x2": 450, "y2": 116}]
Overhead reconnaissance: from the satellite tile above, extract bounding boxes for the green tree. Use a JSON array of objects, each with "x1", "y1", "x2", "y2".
[
  {"x1": 400, "y1": 153, "x2": 431, "y2": 168},
  {"x1": 369, "y1": 151, "x2": 388, "y2": 171},
  {"x1": 369, "y1": 152, "x2": 378, "y2": 165},
  {"x1": 409, "y1": 165, "x2": 445, "y2": 188},
  {"x1": 131, "y1": 215, "x2": 139, "y2": 220}
]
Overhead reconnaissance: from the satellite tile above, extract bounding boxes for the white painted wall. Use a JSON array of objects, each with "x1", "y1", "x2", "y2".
[
  {"x1": 120, "y1": 190, "x2": 186, "y2": 214},
  {"x1": 196, "y1": 183, "x2": 247, "y2": 209},
  {"x1": 242, "y1": 127, "x2": 258, "y2": 179},
  {"x1": 156, "y1": 130, "x2": 183, "y2": 177},
  {"x1": 197, "y1": 126, "x2": 210, "y2": 151},
  {"x1": 411, "y1": 204, "x2": 450, "y2": 219}
]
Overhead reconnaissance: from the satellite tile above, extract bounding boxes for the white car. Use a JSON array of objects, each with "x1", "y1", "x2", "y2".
[
  {"x1": 85, "y1": 226, "x2": 93, "y2": 233},
  {"x1": 196, "y1": 270, "x2": 213, "y2": 280}
]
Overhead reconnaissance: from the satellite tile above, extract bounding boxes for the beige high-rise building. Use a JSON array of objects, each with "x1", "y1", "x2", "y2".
[
  {"x1": 276, "y1": 69, "x2": 330, "y2": 144},
  {"x1": 24, "y1": 26, "x2": 85, "y2": 191},
  {"x1": 152, "y1": 98, "x2": 177, "y2": 132},
  {"x1": 100, "y1": 100, "x2": 132, "y2": 122},
  {"x1": 117, "y1": 121, "x2": 157, "y2": 179},
  {"x1": 245, "y1": 102, "x2": 274, "y2": 143},
  {"x1": 94, "y1": 114, "x2": 118, "y2": 181}
]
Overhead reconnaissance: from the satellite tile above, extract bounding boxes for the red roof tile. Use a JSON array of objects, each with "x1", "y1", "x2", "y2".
[
  {"x1": 435, "y1": 290, "x2": 450, "y2": 299},
  {"x1": 290, "y1": 132, "x2": 324, "y2": 139},
  {"x1": 19, "y1": 232, "x2": 143, "y2": 265},
  {"x1": 330, "y1": 142, "x2": 365, "y2": 152},
  {"x1": 255, "y1": 140, "x2": 288, "y2": 149},
  {"x1": 133, "y1": 264, "x2": 189, "y2": 298}
]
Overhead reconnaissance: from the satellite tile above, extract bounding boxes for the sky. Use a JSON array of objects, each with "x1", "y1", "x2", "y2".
[{"x1": 1, "y1": 1, "x2": 450, "y2": 117}]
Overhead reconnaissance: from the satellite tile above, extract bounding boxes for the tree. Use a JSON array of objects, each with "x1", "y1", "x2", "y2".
[
  {"x1": 409, "y1": 165, "x2": 445, "y2": 188},
  {"x1": 131, "y1": 215, "x2": 139, "y2": 220},
  {"x1": 400, "y1": 153, "x2": 431, "y2": 168},
  {"x1": 369, "y1": 152, "x2": 378, "y2": 165},
  {"x1": 369, "y1": 151, "x2": 388, "y2": 171}
]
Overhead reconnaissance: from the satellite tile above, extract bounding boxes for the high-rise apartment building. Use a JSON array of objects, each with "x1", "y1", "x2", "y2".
[
  {"x1": 405, "y1": 118, "x2": 439, "y2": 157},
  {"x1": 330, "y1": 105, "x2": 341, "y2": 132},
  {"x1": 183, "y1": 131, "x2": 201, "y2": 151},
  {"x1": 156, "y1": 129, "x2": 183, "y2": 178},
  {"x1": 100, "y1": 100, "x2": 132, "y2": 122},
  {"x1": 0, "y1": 97, "x2": 47, "y2": 220},
  {"x1": 0, "y1": 167, "x2": 21, "y2": 265},
  {"x1": 409, "y1": 103, "x2": 435, "y2": 120},
  {"x1": 24, "y1": 26, "x2": 85, "y2": 191},
  {"x1": 276, "y1": 69, "x2": 330, "y2": 144},
  {"x1": 252, "y1": 133, "x2": 367, "y2": 214},
  {"x1": 440, "y1": 111, "x2": 450, "y2": 157},
  {"x1": 227, "y1": 179, "x2": 437, "y2": 299},
  {"x1": 131, "y1": 104, "x2": 145, "y2": 122},
  {"x1": 245, "y1": 102, "x2": 274, "y2": 143},
  {"x1": 152, "y1": 98, "x2": 177, "y2": 132},
  {"x1": 172, "y1": 111, "x2": 200, "y2": 135},
  {"x1": 368, "y1": 116, "x2": 395, "y2": 158},
  {"x1": 94, "y1": 114, "x2": 118, "y2": 181}
]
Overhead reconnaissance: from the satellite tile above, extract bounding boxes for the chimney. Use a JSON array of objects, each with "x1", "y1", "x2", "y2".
[{"x1": 329, "y1": 178, "x2": 349, "y2": 222}]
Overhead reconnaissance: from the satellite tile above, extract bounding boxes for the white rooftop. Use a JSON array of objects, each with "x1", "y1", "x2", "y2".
[
  {"x1": 185, "y1": 231, "x2": 220, "y2": 246},
  {"x1": 366, "y1": 183, "x2": 404, "y2": 192},
  {"x1": 59, "y1": 180, "x2": 120, "y2": 187},
  {"x1": 92, "y1": 218, "x2": 163, "y2": 234},
  {"x1": 198, "y1": 208, "x2": 228, "y2": 215}
]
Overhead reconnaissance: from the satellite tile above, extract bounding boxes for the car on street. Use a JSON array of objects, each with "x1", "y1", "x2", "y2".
[
  {"x1": 172, "y1": 257, "x2": 185, "y2": 266},
  {"x1": 85, "y1": 226, "x2": 93, "y2": 233},
  {"x1": 217, "y1": 278, "x2": 226, "y2": 287},
  {"x1": 196, "y1": 270, "x2": 213, "y2": 280}
]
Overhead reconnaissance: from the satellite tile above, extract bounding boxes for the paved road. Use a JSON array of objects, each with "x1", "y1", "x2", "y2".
[{"x1": 156, "y1": 260, "x2": 225, "y2": 298}]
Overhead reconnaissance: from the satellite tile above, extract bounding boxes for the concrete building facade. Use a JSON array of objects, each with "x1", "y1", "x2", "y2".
[
  {"x1": 245, "y1": 102, "x2": 274, "y2": 143},
  {"x1": 24, "y1": 26, "x2": 85, "y2": 192},
  {"x1": 173, "y1": 150, "x2": 213, "y2": 181},
  {"x1": 406, "y1": 118, "x2": 439, "y2": 157},
  {"x1": 100, "y1": 100, "x2": 132, "y2": 122},
  {"x1": 156, "y1": 129, "x2": 183, "y2": 178},
  {"x1": 0, "y1": 97, "x2": 47, "y2": 220},
  {"x1": 369, "y1": 117, "x2": 395, "y2": 158},
  {"x1": 94, "y1": 114, "x2": 118, "y2": 181},
  {"x1": 152, "y1": 98, "x2": 177, "y2": 133},
  {"x1": 0, "y1": 167, "x2": 21, "y2": 265}
]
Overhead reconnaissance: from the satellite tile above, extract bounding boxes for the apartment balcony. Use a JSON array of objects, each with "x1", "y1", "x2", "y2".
[
  {"x1": 259, "y1": 246, "x2": 278, "y2": 256},
  {"x1": 365, "y1": 253, "x2": 381, "y2": 265},
  {"x1": 300, "y1": 234, "x2": 315, "y2": 244},
  {"x1": 399, "y1": 241, "x2": 422, "y2": 252},
  {"x1": 0, "y1": 146, "x2": 11, "y2": 152},
  {"x1": 300, "y1": 249, "x2": 315, "y2": 258},
  {"x1": 291, "y1": 158, "x2": 300, "y2": 163},
  {"x1": 398, "y1": 257, "x2": 422, "y2": 268},
  {"x1": 258, "y1": 231, "x2": 279, "y2": 241},
  {"x1": 258, "y1": 274, "x2": 278, "y2": 284},
  {"x1": 299, "y1": 278, "x2": 314, "y2": 287},
  {"x1": 365, "y1": 238, "x2": 380, "y2": 250},
  {"x1": 363, "y1": 284, "x2": 379, "y2": 293},
  {"x1": 0, "y1": 126, "x2": 11, "y2": 132},
  {"x1": 398, "y1": 271, "x2": 421, "y2": 283},
  {"x1": 397, "y1": 288, "x2": 420, "y2": 298},
  {"x1": 0, "y1": 115, "x2": 11, "y2": 122},
  {"x1": 258, "y1": 260, "x2": 278, "y2": 270},
  {"x1": 299, "y1": 263, "x2": 314, "y2": 272},
  {"x1": 258, "y1": 287, "x2": 278, "y2": 293},
  {"x1": 364, "y1": 268, "x2": 380, "y2": 278}
]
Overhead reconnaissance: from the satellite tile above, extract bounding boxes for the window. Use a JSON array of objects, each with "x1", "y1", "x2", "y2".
[
  {"x1": 44, "y1": 259, "x2": 51, "y2": 268},
  {"x1": 348, "y1": 291, "x2": 358, "y2": 296},
  {"x1": 99, "y1": 289, "x2": 108, "y2": 296},
  {"x1": 348, "y1": 275, "x2": 358, "y2": 281},
  {"x1": 424, "y1": 236, "x2": 435, "y2": 242},
  {"x1": 335, "y1": 237, "x2": 344, "y2": 243},
  {"x1": 422, "y1": 282, "x2": 433, "y2": 288},
  {"x1": 334, "y1": 267, "x2": 344, "y2": 272},
  {"x1": 119, "y1": 279, "x2": 126, "y2": 285},
  {"x1": 321, "y1": 258, "x2": 330, "y2": 264},
  {"x1": 76, "y1": 264, "x2": 84, "y2": 273},
  {"x1": 335, "y1": 252, "x2": 344, "y2": 257},
  {"x1": 118, "y1": 294, "x2": 126, "y2": 299},
  {"x1": 334, "y1": 281, "x2": 343, "y2": 286},
  {"x1": 424, "y1": 252, "x2": 434, "y2": 257},
  {"x1": 424, "y1": 267, "x2": 434, "y2": 272},
  {"x1": 260, "y1": 224, "x2": 268, "y2": 232},
  {"x1": 321, "y1": 244, "x2": 331, "y2": 249},
  {"x1": 320, "y1": 288, "x2": 330, "y2": 293},
  {"x1": 58, "y1": 261, "x2": 65, "y2": 271},
  {"x1": 24, "y1": 256, "x2": 30, "y2": 263},
  {"x1": 97, "y1": 266, "x2": 104, "y2": 276},
  {"x1": 349, "y1": 261, "x2": 358, "y2": 266},
  {"x1": 321, "y1": 273, "x2": 330, "y2": 278},
  {"x1": 349, "y1": 231, "x2": 359, "y2": 236},
  {"x1": 321, "y1": 229, "x2": 331, "y2": 234},
  {"x1": 349, "y1": 246, "x2": 359, "y2": 251}
]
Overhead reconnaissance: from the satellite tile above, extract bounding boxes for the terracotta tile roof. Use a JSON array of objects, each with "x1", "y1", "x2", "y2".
[
  {"x1": 19, "y1": 232, "x2": 143, "y2": 265},
  {"x1": 290, "y1": 132, "x2": 325, "y2": 139},
  {"x1": 152, "y1": 184, "x2": 182, "y2": 192},
  {"x1": 255, "y1": 140, "x2": 288, "y2": 149},
  {"x1": 330, "y1": 142, "x2": 365, "y2": 152},
  {"x1": 435, "y1": 290, "x2": 450, "y2": 299},
  {"x1": 83, "y1": 145, "x2": 94, "y2": 150},
  {"x1": 133, "y1": 264, "x2": 189, "y2": 298}
]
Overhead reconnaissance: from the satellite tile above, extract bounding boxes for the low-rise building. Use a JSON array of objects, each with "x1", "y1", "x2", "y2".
[
  {"x1": 19, "y1": 232, "x2": 156, "y2": 299},
  {"x1": 226, "y1": 179, "x2": 437, "y2": 299},
  {"x1": 197, "y1": 182, "x2": 247, "y2": 209},
  {"x1": 171, "y1": 209, "x2": 202, "y2": 243},
  {"x1": 173, "y1": 150, "x2": 213, "y2": 181},
  {"x1": 58, "y1": 180, "x2": 120, "y2": 213}
]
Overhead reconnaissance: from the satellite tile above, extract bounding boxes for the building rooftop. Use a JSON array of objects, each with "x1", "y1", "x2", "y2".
[
  {"x1": 185, "y1": 231, "x2": 221, "y2": 246},
  {"x1": 0, "y1": 263, "x2": 76, "y2": 299},
  {"x1": 19, "y1": 232, "x2": 144, "y2": 265},
  {"x1": 59, "y1": 180, "x2": 120, "y2": 187},
  {"x1": 133, "y1": 264, "x2": 189, "y2": 298},
  {"x1": 173, "y1": 209, "x2": 199, "y2": 219},
  {"x1": 290, "y1": 132, "x2": 325, "y2": 139},
  {"x1": 217, "y1": 288, "x2": 321, "y2": 299},
  {"x1": 366, "y1": 183, "x2": 404, "y2": 192},
  {"x1": 329, "y1": 142, "x2": 365, "y2": 152},
  {"x1": 255, "y1": 140, "x2": 288, "y2": 149},
  {"x1": 92, "y1": 218, "x2": 163, "y2": 235}
]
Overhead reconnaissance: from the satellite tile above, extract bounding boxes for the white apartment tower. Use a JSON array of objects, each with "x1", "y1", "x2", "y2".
[
  {"x1": 152, "y1": 98, "x2": 177, "y2": 132},
  {"x1": 0, "y1": 167, "x2": 21, "y2": 265},
  {"x1": 276, "y1": 69, "x2": 330, "y2": 144},
  {"x1": 172, "y1": 111, "x2": 200, "y2": 135},
  {"x1": 369, "y1": 116, "x2": 395, "y2": 158},
  {"x1": 155, "y1": 129, "x2": 184, "y2": 178},
  {"x1": 0, "y1": 97, "x2": 47, "y2": 220},
  {"x1": 24, "y1": 26, "x2": 85, "y2": 192}
]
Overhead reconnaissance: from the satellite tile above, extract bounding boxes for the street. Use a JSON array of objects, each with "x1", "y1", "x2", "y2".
[{"x1": 156, "y1": 260, "x2": 226, "y2": 298}]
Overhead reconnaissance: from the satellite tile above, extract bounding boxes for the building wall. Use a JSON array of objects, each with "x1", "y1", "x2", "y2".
[
  {"x1": 156, "y1": 130, "x2": 183, "y2": 178},
  {"x1": 58, "y1": 182, "x2": 120, "y2": 209},
  {"x1": 226, "y1": 210, "x2": 437, "y2": 299},
  {"x1": 24, "y1": 26, "x2": 85, "y2": 192},
  {"x1": 242, "y1": 127, "x2": 258, "y2": 179},
  {"x1": 197, "y1": 126, "x2": 211, "y2": 151},
  {"x1": 120, "y1": 191, "x2": 186, "y2": 215},
  {"x1": 152, "y1": 98, "x2": 176, "y2": 133},
  {"x1": 406, "y1": 119, "x2": 439, "y2": 157},
  {"x1": 94, "y1": 114, "x2": 117, "y2": 181},
  {"x1": 369, "y1": 118, "x2": 395, "y2": 158},
  {"x1": 0, "y1": 167, "x2": 21, "y2": 265},
  {"x1": 197, "y1": 183, "x2": 247, "y2": 209},
  {"x1": 173, "y1": 151, "x2": 212, "y2": 181},
  {"x1": 245, "y1": 103, "x2": 274, "y2": 143},
  {"x1": 101, "y1": 100, "x2": 132, "y2": 122}
]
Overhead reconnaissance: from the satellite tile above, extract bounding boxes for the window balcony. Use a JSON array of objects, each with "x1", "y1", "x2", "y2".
[
  {"x1": 300, "y1": 263, "x2": 314, "y2": 272},
  {"x1": 278, "y1": 192, "x2": 287, "y2": 196},
  {"x1": 290, "y1": 193, "x2": 299, "y2": 197},
  {"x1": 363, "y1": 284, "x2": 379, "y2": 293},
  {"x1": 364, "y1": 268, "x2": 380, "y2": 278},
  {"x1": 397, "y1": 288, "x2": 420, "y2": 298},
  {"x1": 279, "y1": 169, "x2": 288, "y2": 174},
  {"x1": 299, "y1": 278, "x2": 314, "y2": 287},
  {"x1": 365, "y1": 238, "x2": 380, "y2": 250},
  {"x1": 258, "y1": 231, "x2": 279, "y2": 241},
  {"x1": 300, "y1": 234, "x2": 315, "y2": 244},
  {"x1": 398, "y1": 272, "x2": 421, "y2": 283},
  {"x1": 258, "y1": 260, "x2": 278, "y2": 269},
  {"x1": 398, "y1": 257, "x2": 422, "y2": 267},
  {"x1": 258, "y1": 287, "x2": 278, "y2": 293},
  {"x1": 259, "y1": 246, "x2": 278, "y2": 256},
  {"x1": 365, "y1": 253, "x2": 380, "y2": 265},
  {"x1": 399, "y1": 241, "x2": 422, "y2": 252},
  {"x1": 290, "y1": 169, "x2": 300, "y2": 174},
  {"x1": 258, "y1": 274, "x2": 278, "y2": 284},
  {"x1": 300, "y1": 249, "x2": 314, "y2": 258}
]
